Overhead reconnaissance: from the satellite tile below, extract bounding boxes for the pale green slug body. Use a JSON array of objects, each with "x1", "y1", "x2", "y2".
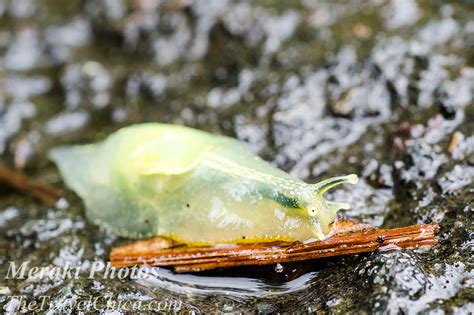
[{"x1": 50, "y1": 123, "x2": 358, "y2": 245}]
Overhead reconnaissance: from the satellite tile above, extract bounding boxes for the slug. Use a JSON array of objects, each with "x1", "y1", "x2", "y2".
[{"x1": 50, "y1": 123, "x2": 358, "y2": 245}]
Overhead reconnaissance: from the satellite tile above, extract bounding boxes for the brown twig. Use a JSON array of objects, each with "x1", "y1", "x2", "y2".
[
  {"x1": 110, "y1": 220, "x2": 439, "y2": 273},
  {"x1": 448, "y1": 131, "x2": 462, "y2": 155},
  {"x1": 0, "y1": 163, "x2": 62, "y2": 207}
]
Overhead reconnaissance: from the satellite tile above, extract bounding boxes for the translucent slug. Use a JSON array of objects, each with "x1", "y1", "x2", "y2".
[{"x1": 50, "y1": 123, "x2": 358, "y2": 245}]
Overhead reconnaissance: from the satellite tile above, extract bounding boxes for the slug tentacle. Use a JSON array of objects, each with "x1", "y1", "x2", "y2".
[
  {"x1": 313, "y1": 174, "x2": 359, "y2": 196},
  {"x1": 326, "y1": 201, "x2": 351, "y2": 213}
]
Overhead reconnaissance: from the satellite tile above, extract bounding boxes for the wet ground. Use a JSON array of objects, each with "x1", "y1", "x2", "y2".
[{"x1": 0, "y1": 0, "x2": 473, "y2": 313}]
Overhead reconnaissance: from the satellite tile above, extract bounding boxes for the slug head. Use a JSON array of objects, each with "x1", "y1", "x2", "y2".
[{"x1": 301, "y1": 174, "x2": 359, "y2": 239}]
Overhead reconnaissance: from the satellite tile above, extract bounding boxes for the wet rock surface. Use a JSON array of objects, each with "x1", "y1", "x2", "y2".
[{"x1": 0, "y1": 0, "x2": 473, "y2": 313}]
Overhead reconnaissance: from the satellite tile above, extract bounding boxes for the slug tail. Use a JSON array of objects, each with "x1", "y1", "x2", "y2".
[
  {"x1": 49, "y1": 145, "x2": 103, "y2": 199},
  {"x1": 313, "y1": 174, "x2": 359, "y2": 196}
]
